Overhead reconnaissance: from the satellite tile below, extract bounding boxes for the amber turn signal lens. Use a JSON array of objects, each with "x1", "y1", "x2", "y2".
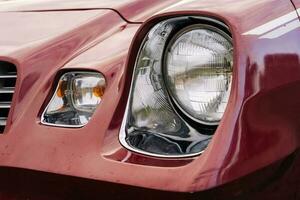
[
  {"x1": 93, "y1": 85, "x2": 105, "y2": 98},
  {"x1": 56, "y1": 80, "x2": 67, "y2": 98}
]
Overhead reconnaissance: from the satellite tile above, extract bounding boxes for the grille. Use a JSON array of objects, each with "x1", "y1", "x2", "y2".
[{"x1": 0, "y1": 61, "x2": 17, "y2": 133}]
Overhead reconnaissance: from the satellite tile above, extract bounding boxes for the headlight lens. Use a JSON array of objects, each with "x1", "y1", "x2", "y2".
[
  {"x1": 42, "y1": 71, "x2": 106, "y2": 127},
  {"x1": 165, "y1": 25, "x2": 233, "y2": 125}
]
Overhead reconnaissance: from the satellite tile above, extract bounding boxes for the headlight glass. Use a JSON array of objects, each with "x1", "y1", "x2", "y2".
[
  {"x1": 42, "y1": 71, "x2": 106, "y2": 127},
  {"x1": 165, "y1": 25, "x2": 233, "y2": 125},
  {"x1": 119, "y1": 17, "x2": 233, "y2": 158}
]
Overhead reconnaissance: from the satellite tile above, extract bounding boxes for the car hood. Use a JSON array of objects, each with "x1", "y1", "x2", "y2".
[
  {"x1": 1, "y1": 0, "x2": 297, "y2": 25},
  {"x1": 0, "y1": 0, "x2": 178, "y2": 22}
]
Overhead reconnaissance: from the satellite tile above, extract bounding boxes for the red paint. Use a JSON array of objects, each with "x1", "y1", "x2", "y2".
[
  {"x1": 292, "y1": 0, "x2": 300, "y2": 18},
  {"x1": 0, "y1": 0, "x2": 178, "y2": 23},
  {"x1": 0, "y1": 0, "x2": 299, "y2": 198},
  {"x1": 292, "y1": 0, "x2": 300, "y2": 7}
]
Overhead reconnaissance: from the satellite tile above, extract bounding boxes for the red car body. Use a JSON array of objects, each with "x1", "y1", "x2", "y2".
[{"x1": 0, "y1": 0, "x2": 300, "y2": 199}]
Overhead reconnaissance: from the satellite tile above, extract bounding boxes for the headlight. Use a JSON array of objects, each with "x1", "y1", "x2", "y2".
[
  {"x1": 41, "y1": 71, "x2": 106, "y2": 127},
  {"x1": 120, "y1": 17, "x2": 233, "y2": 158},
  {"x1": 165, "y1": 25, "x2": 233, "y2": 125}
]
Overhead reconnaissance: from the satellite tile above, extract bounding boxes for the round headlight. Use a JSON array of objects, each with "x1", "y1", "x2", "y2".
[{"x1": 165, "y1": 25, "x2": 233, "y2": 125}]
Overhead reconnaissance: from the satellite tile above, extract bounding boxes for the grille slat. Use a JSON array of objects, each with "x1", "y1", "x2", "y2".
[
  {"x1": 0, "y1": 102, "x2": 11, "y2": 109},
  {"x1": 0, "y1": 61, "x2": 17, "y2": 133},
  {"x1": 0, "y1": 88, "x2": 14, "y2": 94},
  {"x1": 0, "y1": 75, "x2": 17, "y2": 79},
  {"x1": 0, "y1": 118, "x2": 6, "y2": 126}
]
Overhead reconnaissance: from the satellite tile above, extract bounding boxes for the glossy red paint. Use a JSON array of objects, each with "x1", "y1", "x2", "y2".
[
  {"x1": 0, "y1": 0, "x2": 178, "y2": 23},
  {"x1": 292, "y1": 0, "x2": 300, "y2": 7},
  {"x1": 0, "y1": 151, "x2": 299, "y2": 200},
  {"x1": 292, "y1": 0, "x2": 300, "y2": 17},
  {"x1": 0, "y1": 0, "x2": 299, "y2": 198}
]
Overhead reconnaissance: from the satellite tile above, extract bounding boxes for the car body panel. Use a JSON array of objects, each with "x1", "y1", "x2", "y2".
[
  {"x1": 0, "y1": 0, "x2": 178, "y2": 22},
  {"x1": 0, "y1": 10, "x2": 116, "y2": 55},
  {"x1": 1, "y1": 0, "x2": 298, "y2": 24},
  {"x1": 0, "y1": 0, "x2": 299, "y2": 196},
  {"x1": 292, "y1": 0, "x2": 300, "y2": 7},
  {"x1": 291, "y1": 0, "x2": 300, "y2": 18}
]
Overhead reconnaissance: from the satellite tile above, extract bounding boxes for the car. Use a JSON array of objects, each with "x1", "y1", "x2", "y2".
[{"x1": 0, "y1": 0, "x2": 299, "y2": 199}]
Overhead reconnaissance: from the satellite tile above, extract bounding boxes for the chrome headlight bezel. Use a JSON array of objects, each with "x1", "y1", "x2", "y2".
[{"x1": 119, "y1": 16, "x2": 233, "y2": 158}]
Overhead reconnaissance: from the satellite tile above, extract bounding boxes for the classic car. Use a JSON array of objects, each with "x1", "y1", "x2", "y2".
[{"x1": 0, "y1": 0, "x2": 299, "y2": 199}]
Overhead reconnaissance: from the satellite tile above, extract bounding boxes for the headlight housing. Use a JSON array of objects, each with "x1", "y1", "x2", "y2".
[
  {"x1": 41, "y1": 71, "x2": 106, "y2": 127},
  {"x1": 120, "y1": 17, "x2": 233, "y2": 158}
]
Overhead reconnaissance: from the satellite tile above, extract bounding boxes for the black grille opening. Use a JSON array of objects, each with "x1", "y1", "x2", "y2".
[
  {"x1": 0, "y1": 108, "x2": 9, "y2": 118},
  {"x1": 0, "y1": 93, "x2": 13, "y2": 102},
  {"x1": 0, "y1": 61, "x2": 17, "y2": 134},
  {"x1": 2, "y1": 77, "x2": 16, "y2": 88}
]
